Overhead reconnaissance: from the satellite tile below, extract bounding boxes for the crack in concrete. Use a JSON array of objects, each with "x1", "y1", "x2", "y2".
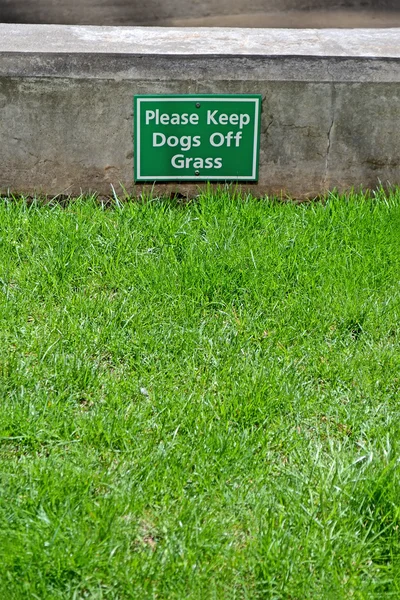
[
  {"x1": 324, "y1": 83, "x2": 336, "y2": 189},
  {"x1": 263, "y1": 118, "x2": 274, "y2": 135}
]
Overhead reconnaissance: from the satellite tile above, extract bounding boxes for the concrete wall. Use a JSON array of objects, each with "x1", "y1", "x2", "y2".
[
  {"x1": 1, "y1": 25, "x2": 400, "y2": 198},
  {"x1": 1, "y1": 0, "x2": 399, "y2": 25}
]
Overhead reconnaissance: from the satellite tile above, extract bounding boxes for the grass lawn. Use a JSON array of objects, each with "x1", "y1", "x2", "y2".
[{"x1": 0, "y1": 188, "x2": 399, "y2": 599}]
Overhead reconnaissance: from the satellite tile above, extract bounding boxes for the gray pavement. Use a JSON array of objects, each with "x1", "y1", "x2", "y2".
[{"x1": 1, "y1": 0, "x2": 400, "y2": 26}]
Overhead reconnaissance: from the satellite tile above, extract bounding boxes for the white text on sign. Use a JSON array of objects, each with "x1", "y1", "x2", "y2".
[{"x1": 145, "y1": 109, "x2": 252, "y2": 170}]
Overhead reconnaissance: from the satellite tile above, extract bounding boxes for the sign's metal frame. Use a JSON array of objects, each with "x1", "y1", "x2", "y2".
[{"x1": 134, "y1": 94, "x2": 262, "y2": 182}]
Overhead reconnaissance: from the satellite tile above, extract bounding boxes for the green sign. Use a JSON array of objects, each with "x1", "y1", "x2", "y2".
[{"x1": 134, "y1": 94, "x2": 261, "y2": 182}]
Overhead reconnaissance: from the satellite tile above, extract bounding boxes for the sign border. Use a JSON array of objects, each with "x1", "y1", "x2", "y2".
[{"x1": 134, "y1": 94, "x2": 262, "y2": 183}]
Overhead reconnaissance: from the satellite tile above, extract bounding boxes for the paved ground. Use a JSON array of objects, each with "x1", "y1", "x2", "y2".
[
  {"x1": 1, "y1": 0, "x2": 400, "y2": 27},
  {"x1": 169, "y1": 10, "x2": 400, "y2": 28}
]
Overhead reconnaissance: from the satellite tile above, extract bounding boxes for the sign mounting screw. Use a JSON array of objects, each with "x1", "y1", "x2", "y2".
[
  {"x1": 196, "y1": 103, "x2": 201, "y2": 108},
  {"x1": 195, "y1": 170, "x2": 200, "y2": 176}
]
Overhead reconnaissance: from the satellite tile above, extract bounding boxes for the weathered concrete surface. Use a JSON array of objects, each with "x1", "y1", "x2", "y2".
[
  {"x1": 1, "y1": 0, "x2": 399, "y2": 26},
  {"x1": 1, "y1": 25, "x2": 400, "y2": 198}
]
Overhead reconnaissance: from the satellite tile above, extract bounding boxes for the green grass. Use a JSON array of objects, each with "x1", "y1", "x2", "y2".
[{"x1": 0, "y1": 188, "x2": 399, "y2": 599}]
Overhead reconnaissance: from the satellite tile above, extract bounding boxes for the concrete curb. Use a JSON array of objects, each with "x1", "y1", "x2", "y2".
[{"x1": 1, "y1": 25, "x2": 400, "y2": 197}]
